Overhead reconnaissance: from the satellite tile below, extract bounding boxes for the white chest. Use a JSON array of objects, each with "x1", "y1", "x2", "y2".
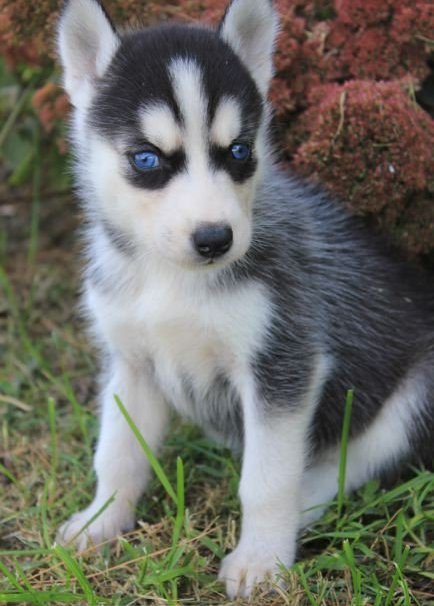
[{"x1": 86, "y1": 273, "x2": 271, "y2": 420}]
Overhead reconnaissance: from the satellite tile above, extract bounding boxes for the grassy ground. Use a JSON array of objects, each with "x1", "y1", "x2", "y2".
[{"x1": 1, "y1": 197, "x2": 433, "y2": 606}]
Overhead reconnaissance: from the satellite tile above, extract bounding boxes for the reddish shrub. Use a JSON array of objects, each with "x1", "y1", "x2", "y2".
[
  {"x1": 32, "y1": 82, "x2": 69, "y2": 134},
  {"x1": 0, "y1": 0, "x2": 433, "y2": 261},
  {"x1": 328, "y1": 1, "x2": 434, "y2": 82},
  {"x1": 336, "y1": 0, "x2": 393, "y2": 27},
  {"x1": 293, "y1": 80, "x2": 434, "y2": 252},
  {"x1": 294, "y1": 80, "x2": 434, "y2": 207}
]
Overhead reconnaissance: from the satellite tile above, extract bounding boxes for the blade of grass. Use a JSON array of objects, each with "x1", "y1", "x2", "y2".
[
  {"x1": 48, "y1": 397, "x2": 58, "y2": 480},
  {"x1": 385, "y1": 545, "x2": 410, "y2": 606},
  {"x1": 60, "y1": 494, "x2": 117, "y2": 545},
  {"x1": 39, "y1": 481, "x2": 51, "y2": 549},
  {"x1": 115, "y1": 394, "x2": 177, "y2": 504},
  {"x1": 0, "y1": 591, "x2": 92, "y2": 604},
  {"x1": 171, "y1": 456, "x2": 185, "y2": 552},
  {"x1": 295, "y1": 565, "x2": 320, "y2": 606},
  {"x1": 140, "y1": 566, "x2": 195, "y2": 587},
  {"x1": 0, "y1": 561, "x2": 24, "y2": 593},
  {"x1": 0, "y1": 267, "x2": 45, "y2": 367},
  {"x1": 342, "y1": 539, "x2": 362, "y2": 606},
  {"x1": 11, "y1": 560, "x2": 41, "y2": 603},
  {"x1": 62, "y1": 373, "x2": 92, "y2": 452},
  {"x1": 28, "y1": 122, "x2": 41, "y2": 265},
  {"x1": 337, "y1": 389, "x2": 354, "y2": 519},
  {"x1": 54, "y1": 545, "x2": 97, "y2": 606},
  {"x1": 393, "y1": 511, "x2": 405, "y2": 563},
  {"x1": 0, "y1": 461, "x2": 21, "y2": 488},
  {"x1": 0, "y1": 84, "x2": 33, "y2": 149}
]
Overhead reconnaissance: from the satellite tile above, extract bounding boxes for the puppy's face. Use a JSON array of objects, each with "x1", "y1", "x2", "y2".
[{"x1": 59, "y1": 0, "x2": 277, "y2": 270}]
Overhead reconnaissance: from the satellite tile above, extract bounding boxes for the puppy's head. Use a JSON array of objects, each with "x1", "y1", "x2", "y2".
[{"x1": 58, "y1": 0, "x2": 278, "y2": 269}]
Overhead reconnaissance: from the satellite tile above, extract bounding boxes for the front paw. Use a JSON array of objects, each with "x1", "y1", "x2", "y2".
[
  {"x1": 218, "y1": 541, "x2": 293, "y2": 599},
  {"x1": 56, "y1": 502, "x2": 135, "y2": 551}
]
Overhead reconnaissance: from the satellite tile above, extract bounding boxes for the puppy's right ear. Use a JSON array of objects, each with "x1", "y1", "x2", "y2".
[
  {"x1": 57, "y1": 0, "x2": 119, "y2": 108},
  {"x1": 219, "y1": 0, "x2": 279, "y2": 98}
]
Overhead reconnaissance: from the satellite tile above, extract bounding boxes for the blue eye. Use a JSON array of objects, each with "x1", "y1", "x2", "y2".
[
  {"x1": 230, "y1": 143, "x2": 251, "y2": 161},
  {"x1": 132, "y1": 151, "x2": 160, "y2": 171}
]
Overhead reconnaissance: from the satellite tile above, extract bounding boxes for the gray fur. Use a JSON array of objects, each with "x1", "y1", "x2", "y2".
[
  {"x1": 241, "y1": 172, "x2": 434, "y2": 463},
  {"x1": 84, "y1": 162, "x2": 434, "y2": 465},
  {"x1": 57, "y1": 1, "x2": 433, "y2": 596}
]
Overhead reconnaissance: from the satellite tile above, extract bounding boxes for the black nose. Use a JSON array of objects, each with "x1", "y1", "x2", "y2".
[{"x1": 192, "y1": 223, "x2": 233, "y2": 259}]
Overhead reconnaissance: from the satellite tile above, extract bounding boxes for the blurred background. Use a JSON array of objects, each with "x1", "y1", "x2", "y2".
[{"x1": 1, "y1": 0, "x2": 433, "y2": 269}]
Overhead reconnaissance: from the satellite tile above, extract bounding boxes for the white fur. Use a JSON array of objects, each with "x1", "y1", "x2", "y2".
[
  {"x1": 169, "y1": 58, "x2": 208, "y2": 169},
  {"x1": 140, "y1": 103, "x2": 183, "y2": 155},
  {"x1": 57, "y1": 359, "x2": 169, "y2": 548},
  {"x1": 58, "y1": 243, "x2": 273, "y2": 547},
  {"x1": 58, "y1": 0, "x2": 119, "y2": 108},
  {"x1": 210, "y1": 97, "x2": 242, "y2": 147},
  {"x1": 220, "y1": 0, "x2": 279, "y2": 96},
  {"x1": 219, "y1": 354, "x2": 331, "y2": 598},
  {"x1": 300, "y1": 371, "x2": 427, "y2": 527},
  {"x1": 85, "y1": 261, "x2": 273, "y2": 392}
]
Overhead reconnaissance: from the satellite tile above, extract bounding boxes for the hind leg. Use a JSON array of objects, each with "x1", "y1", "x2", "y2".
[
  {"x1": 300, "y1": 457, "x2": 340, "y2": 528},
  {"x1": 300, "y1": 369, "x2": 430, "y2": 529}
]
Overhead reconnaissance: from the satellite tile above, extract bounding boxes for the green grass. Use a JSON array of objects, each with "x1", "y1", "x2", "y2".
[{"x1": 1, "y1": 211, "x2": 433, "y2": 605}]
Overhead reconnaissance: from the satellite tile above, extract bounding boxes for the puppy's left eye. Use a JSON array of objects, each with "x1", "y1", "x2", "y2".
[
  {"x1": 132, "y1": 151, "x2": 160, "y2": 171},
  {"x1": 230, "y1": 143, "x2": 251, "y2": 161}
]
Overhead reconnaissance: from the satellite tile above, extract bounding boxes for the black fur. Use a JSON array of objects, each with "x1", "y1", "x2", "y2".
[
  {"x1": 210, "y1": 144, "x2": 258, "y2": 183},
  {"x1": 88, "y1": 24, "x2": 263, "y2": 187},
  {"x1": 126, "y1": 147, "x2": 187, "y2": 191},
  {"x1": 227, "y1": 173, "x2": 434, "y2": 464}
]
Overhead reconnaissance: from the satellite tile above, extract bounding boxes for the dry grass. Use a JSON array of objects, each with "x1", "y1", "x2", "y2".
[{"x1": 1, "y1": 197, "x2": 433, "y2": 605}]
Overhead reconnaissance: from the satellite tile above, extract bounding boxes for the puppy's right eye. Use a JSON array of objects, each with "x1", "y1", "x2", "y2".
[
  {"x1": 132, "y1": 151, "x2": 160, "y2": 171},
  {"x1": 125, "y1": 146, "x2": 186, "y2": 190},
  {"x1": 230, "y1": 143, "x2": 251, "y2": 162}
]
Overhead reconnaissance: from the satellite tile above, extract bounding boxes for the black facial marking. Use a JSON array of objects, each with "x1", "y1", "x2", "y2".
[
  {"x1": 88, "y1": 23, "x2": 263, "y2": 188},
  {"x1": 210, "y1": 144, "x2": 257, "y2": 183},
  {"x1": 125, "y1": 147, "x2": 186, "y2": 190}
]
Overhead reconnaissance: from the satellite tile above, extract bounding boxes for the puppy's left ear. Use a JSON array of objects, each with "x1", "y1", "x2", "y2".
[
  {"x1": 57, "y1": 0, "x2": 120, "y2": 109},
  {"x1": 219, "y1": 0, "x2": 279, "y2": 97}
]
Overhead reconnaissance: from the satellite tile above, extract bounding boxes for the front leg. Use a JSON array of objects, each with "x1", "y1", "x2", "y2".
[
  {"x1": 219, "y1": 364, "x2": 327, "y2": 598},
  {"x1": 57, "y1": 357, "x2": 169, "y2": 550},
  {"x1": 219, "y1": 407, "x2": 307, "y2": 597}
]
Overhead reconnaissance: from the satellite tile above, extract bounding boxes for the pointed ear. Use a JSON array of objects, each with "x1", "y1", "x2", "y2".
[
  {"x1": 57, "y1": 0, "x2": 120, "y2": 108},
  {"x1": 219, "y1": 0, "x2": 279, "y2": 97}
]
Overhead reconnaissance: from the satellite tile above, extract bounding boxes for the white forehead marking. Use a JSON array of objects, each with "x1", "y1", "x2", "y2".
[
  {"x1": 169, "y1": 57, "x2": 207, "y2": 165},
  {"x1": 140, "y1": 104, "x2": 182, "y2": 154},
  {"x1": 210, "y1": 97, "x2": 242, "y2": 147}
]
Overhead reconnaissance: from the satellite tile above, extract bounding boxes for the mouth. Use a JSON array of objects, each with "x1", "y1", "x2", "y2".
[
  {"x1": 197, "y1": 257, "x2": 220, "y2": 268},
  {"x1": 196, "y1": 251, "x2": 237, "y2": 270}
]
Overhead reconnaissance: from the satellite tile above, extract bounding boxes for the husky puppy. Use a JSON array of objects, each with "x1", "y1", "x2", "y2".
[{"x1": 57, "y1": 0, "x2": 434, "y2": 597}]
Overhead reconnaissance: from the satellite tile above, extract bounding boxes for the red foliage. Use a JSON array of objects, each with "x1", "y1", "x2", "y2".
[
  {"x1": 268, "y1": 0, "x2": 434, "y2": 117},
  {"x1": 329, "y1": 1, "x2": 434, "y2": 82},
  {"x1": 294, "y1": 81, "x2": 434, "y2": 220},
  {"x1": 1, "y1": 0, "x2": 433, "y2": 259},
  {"x1": 32, "y1": 82, "x2": 69, "y2": 134},
  {"x1": 336, "y1": 0, "x2": 393, "y2": 27}
]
